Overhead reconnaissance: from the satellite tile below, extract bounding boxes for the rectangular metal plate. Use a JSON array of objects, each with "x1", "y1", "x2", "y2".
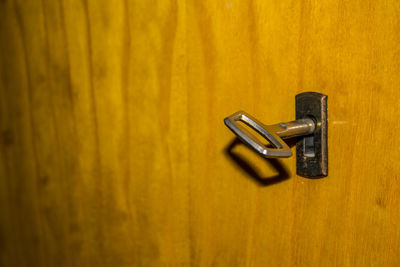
[{"x1": 296, "y1": 92, "x2": 328, "y2": 178}]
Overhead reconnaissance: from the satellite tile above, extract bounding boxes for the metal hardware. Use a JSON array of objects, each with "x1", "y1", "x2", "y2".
[
  {"x1": 224, "y1": 112, "x2": 315, "y2": 158},
  {"x1": 296, "y1": 92, "x2": 328, "y2": 178},
  {"x1": 223, "y1": 92, "x2": 328, "y2": 178}
]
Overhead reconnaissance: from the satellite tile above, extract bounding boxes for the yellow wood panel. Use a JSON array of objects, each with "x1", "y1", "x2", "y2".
[{"x1": 1, "y1": 0, "x2": 400, "y2": 266}]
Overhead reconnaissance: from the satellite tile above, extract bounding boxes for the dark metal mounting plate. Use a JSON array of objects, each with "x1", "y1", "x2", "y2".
[{"x1": 296, "y1": 92, "x2": 328, "y2": 178}]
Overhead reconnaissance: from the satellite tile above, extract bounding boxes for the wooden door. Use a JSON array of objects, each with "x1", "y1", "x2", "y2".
[{"x1": 1, "y1": 0, "x2": 400, "y2": 266}]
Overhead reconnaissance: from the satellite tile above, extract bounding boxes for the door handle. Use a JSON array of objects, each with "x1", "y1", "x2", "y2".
[{"x1": 224, "y1": 92, "x2": 328, "y2": 178}]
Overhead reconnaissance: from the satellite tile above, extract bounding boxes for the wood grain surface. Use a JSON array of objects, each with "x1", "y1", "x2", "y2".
[{"x1": 1, "y1": 0, "x2": 400, "y2": 266}]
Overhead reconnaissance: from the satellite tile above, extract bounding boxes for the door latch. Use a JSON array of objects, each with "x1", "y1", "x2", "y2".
[{"x1": 224, "y1": 92, "x2": 327, "y2": 178}]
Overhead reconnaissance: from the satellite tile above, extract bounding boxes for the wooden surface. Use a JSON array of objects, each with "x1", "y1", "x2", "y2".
[{"x1": 1, "y1": 0, "x2": 400, "y2": 266}]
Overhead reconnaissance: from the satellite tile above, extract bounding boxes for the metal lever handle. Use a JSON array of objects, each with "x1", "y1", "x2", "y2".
[{"x1": 224, "y1": 111, "x2": 315, "y2": 158}]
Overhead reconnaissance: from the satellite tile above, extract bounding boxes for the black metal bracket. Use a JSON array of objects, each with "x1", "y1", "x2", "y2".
[{"x1": 295, "y1": 92, "x2": 328, "y2": 178}]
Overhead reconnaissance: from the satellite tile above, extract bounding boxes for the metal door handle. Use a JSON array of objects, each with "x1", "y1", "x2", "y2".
[{"x1": 223, "y1": 92, "x2": 328, "y2": 178}]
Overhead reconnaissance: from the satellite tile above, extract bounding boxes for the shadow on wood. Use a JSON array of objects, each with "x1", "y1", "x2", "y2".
[{"x1": 224, "y1": 138, "x2": 292, "y2": 186}]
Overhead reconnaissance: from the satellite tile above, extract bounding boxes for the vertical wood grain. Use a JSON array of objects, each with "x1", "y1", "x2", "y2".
[{"x1": 1, "y1": 0, "x2": 400, "y2": 266}]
